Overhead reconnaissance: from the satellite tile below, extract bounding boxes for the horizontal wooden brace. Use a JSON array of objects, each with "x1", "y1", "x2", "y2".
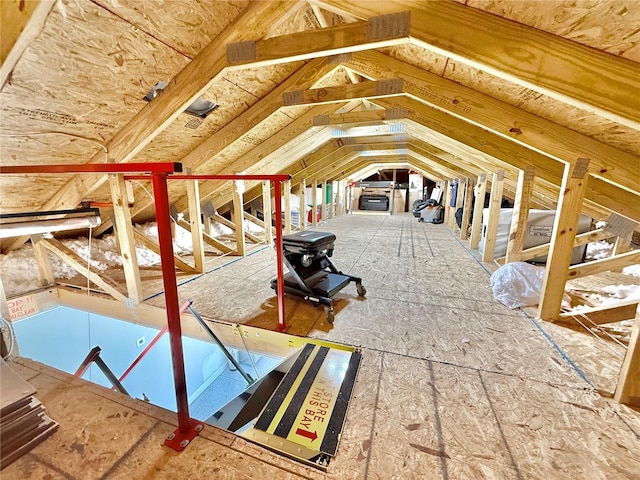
[
  {"x1": 558, "y1": 299, "x2": 639, "y2": 327},
  {"x1": 567, "y1": 249, "x2": 640, "y2": 280}
]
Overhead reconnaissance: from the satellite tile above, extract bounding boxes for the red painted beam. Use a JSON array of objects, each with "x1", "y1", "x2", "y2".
[
  {"x1": 124, "y1": 173, "x2": 290, "y2": 182},
  {"x1": 0, "y1": 162, "x2": 182, "y2": 175},
  {"x1": 151, "y1": 173, "x2": 203, "y2": 450}
]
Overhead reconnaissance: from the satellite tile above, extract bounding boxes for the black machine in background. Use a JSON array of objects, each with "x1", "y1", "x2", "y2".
[
  {"x1": 270, "y1": 231, "x2": 366, "y2": 323},
  {"x1": 355, "y1": 181, "x2": 393, "y2": 212},
  {"x1": 359, "y1": 194, "x2": 389, "y2": 211}
]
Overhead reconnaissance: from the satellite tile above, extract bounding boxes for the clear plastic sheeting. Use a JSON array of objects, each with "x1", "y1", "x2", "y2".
[{"x1": 490, "y1": 262, "x2": 546, "y2": 309}]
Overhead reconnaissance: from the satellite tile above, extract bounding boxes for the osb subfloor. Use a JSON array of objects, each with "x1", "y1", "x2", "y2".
[{"x1": 4, "y1": 213, "x2": 640, "y2": 479}]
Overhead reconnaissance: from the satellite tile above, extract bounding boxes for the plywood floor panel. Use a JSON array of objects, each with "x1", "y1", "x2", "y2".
[
  {"x1": 366, "y1": 353, "x2": 640, "y2": 480},
  {"x1": 5, "y1": 213, "x2": 638, "y2": 479}
]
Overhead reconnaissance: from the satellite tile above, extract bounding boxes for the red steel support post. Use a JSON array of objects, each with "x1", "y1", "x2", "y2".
[
  {"x1": 151, "y1": 173, "x2": 204, "y2": 451},
  {"x1": 273, "y1": 180, "x2": 286, "y2": 331}
]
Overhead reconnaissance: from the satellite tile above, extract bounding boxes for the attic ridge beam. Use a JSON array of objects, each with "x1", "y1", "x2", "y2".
[
  {"x1": 314, "y1": 108, "x2": 406, "y2": 125},
  {"x1": 283, "y1": 79, "x2": 404, "y2": 106},
  {"x1": 345, "y1": 50, "x2": 640, "y2": 194},
  {"x1": 317, "y1": 0, "x2": 640, "y2": 129},
  {"x1": 0, "y1": 0, "x2": 56, "y2": 91},
  {"x1": 226, "y1": 12, "x2": 410, "y2": 69}
]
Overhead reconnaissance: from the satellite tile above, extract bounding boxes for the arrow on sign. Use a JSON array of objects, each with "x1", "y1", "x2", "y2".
[{"x1": 295, "y1": 428, "x2": 318, "y2": 441}]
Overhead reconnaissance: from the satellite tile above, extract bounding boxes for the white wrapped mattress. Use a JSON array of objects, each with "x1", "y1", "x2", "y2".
[{"x1": 479, "y1": 209, "x2": 592, "y2": 264}]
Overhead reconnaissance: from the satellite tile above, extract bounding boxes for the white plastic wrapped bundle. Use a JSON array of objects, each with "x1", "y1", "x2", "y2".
[{"x1": 490, "y1": 262, "x2": 546, "y2": 309}]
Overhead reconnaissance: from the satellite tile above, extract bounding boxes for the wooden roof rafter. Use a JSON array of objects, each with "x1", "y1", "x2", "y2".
[{"x1": 312, "y1": 0, "x2": 640, "y2": 129}]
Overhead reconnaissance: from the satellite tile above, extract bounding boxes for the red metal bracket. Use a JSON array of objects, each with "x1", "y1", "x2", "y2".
[{"x1": 164, "y1": 420, "x2": 205, "y2": 451}]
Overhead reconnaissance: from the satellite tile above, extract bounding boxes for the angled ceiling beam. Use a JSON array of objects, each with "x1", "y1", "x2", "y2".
[
  {"x1": 407, "y1": 122, "x2": 619, "y2": 217},
  {"x1": 212, "y1": 141, "x2": 403, "y2": 210},
  {"x1": 97, "y1": 1, "x2": 293, "y2": 165},
  {"x1": 407, "y1": 126, "x2": 518, "y2": 181},
  {"x1": 408, "y1": 124, "x2": 623, "y2": 220},
  {"x1": 314, "y1": 102, "x2": 637, "y2": 216},
  {"x1": 377, "y1": 97, "x2": 640, "y2": 222},
  {"x1": 293, "y1": 64, "x2": 640, "y2": 213},
  {"x1": 342, "y1": 50, "x2": 640, "y2": 195},
  {"x1": 181, "y1": 58, "x2": 337, "y2": 172},
  {"x1": 316, "y1": 0, "x2": 640, "y2": 128},
  {"x1": 94, "y1": 59, "x2": 339, "y2": 236},
  {"x1": 1, "y1": 0, "x2": 55, "y2": 91},
  {"x1": 220, "y1": 148, "x2": 362, "y2": 213},
  {"x1": 180, "y1": 115, "x2": 338, "y2": 212},
  {"x1": 226, "y1": 11, "x2": 410, "y2": 69},
  {"x1": 5, "y1": 1, "x2": 294, "y2": 251}
]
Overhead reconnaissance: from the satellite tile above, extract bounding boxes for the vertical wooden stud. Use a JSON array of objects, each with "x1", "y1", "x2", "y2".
[
  {"x1": 203, "y1": 213, "x2": 212, "y2": 236},
  {"x1": 538, "y1": 159, "x2": 590, "y2": 321},
  {"x1": 481, "y1": 170, "x2": 505, "y2": 262},
  {"x1": 186, "y1": 179, "x2": 205, "y2": 273},
  {"x1": 506, "y1": 166, "x2": 536, "y2": 263},
  {"x1": 284, "y1": 179, "x2": 292, "y2": 234},
  {"x1": 390, "y1": 169, "x2": 397, "y2": 215},
  {"x1": 109, "y1": 174, "x2": 143, "y2": 304},
  {"x1": 460, "y1": 178, "x2": 474, "y2": 240},
  {"x1": 311, "y1": 180, "x2": 318, "y2": 226},
  {"x1": 329, "y1": 181, "x2": 336, "y2": 219},
  {"x1": 321, "y1": 180, "x2": 327, "y2": 222},
  {"x1": 442, "y1": 180, "x2": 451, "y2": 225},
  {"x1": 447, "y1": 180, "x2": 458, "y2": 229},
  {"x1": 298, "y1": 180, "x2": 307, "y2": 230},
  {"x1": 262, "y1": 181, "x2": 273, "y2": 245},
  {"x1": 614, "y1": 306, "x2": 640, "y2": 407},
  {"x1": 470, "y1": 174, "x2": 487, "y2": 250},
  {"x1": 233, "y1": 180, "x2": 246, "y2": 256}
]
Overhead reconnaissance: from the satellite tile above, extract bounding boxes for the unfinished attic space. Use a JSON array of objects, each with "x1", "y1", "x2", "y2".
[{"x1": 1, "y1": 0, "x2": 640, "y2": 478}]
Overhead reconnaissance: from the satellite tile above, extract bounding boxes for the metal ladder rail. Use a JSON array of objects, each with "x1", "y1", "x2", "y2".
[
  {"x1": 74, "y1": 346, "x2": 130, "y2": 396},
  {"x1": 187, "y1": 301, "x2": 255, "y2": 386}
]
